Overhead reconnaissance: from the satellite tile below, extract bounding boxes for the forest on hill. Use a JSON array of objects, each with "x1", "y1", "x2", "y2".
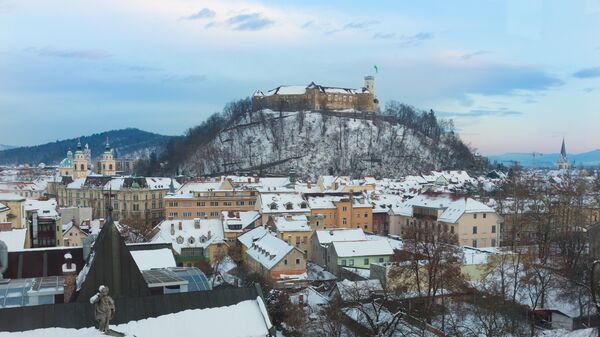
[
  {"x1": 137, "y1": 99, "x2": 487, "y2": 178},
  {"x1": 0, "y1": 128, "x2": 171, "y2": 165}
]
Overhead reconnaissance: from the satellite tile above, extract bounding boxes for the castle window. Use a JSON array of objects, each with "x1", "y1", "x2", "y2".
[{"x1": 349, "y1": 96, "x2": 353, "y2": 102}]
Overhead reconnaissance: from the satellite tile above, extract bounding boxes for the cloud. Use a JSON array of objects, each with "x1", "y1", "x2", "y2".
[
  {"x1": 573, "y1": 67, "x2": 600, "y2": 78},
  {"x1": 373, "y1": 32, "x2": 396, "y2": 39},
  {"x1": 129, "y1": 65, "x2": 163, "y2": 72},
  {"x1": 25, "y1": 46, "x2": 112, "y2": 60},
  {"x1": 343, "y1": 20, "x2": 379, "y2": 30},
  {"x1": 162, "y1": 74, "x2": 207, "y2": 83},
  {"x1": 180, "y1": 8, "x2": 216, "y2": 20},
  {"x1": 301, "y1": 20, "x2": 314, "y2": 29},
  {"x1": 398, "y1": 32, "x2": 434, "y2": 46},
  {"x1": 439, "y1": 109, "x2": 524, "y2": 118},
  {"x1": 461, "y1": 50, "x2": 492, "y2": 60},
  {"x1": 225, "y1": 13, "x2": 274, "y2": 31},
  {"x1": 584, "y1": 87, "x2": 596, "y2": 93}
]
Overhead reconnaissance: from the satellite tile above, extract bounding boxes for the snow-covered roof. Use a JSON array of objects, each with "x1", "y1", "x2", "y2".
[
  {"x1": 266, "y1": 85, "x2": 307, "y2": 96},
  {"x1": 222, "y1": 210, "x2": 260, "y2": 232},
  {"x1": 176, "y1": 181, "x2": 228, "y2": 194},
  {"x1": 274, "y1": 215, "x2": 311, "y2": 232},
  {"x1": 0, "y1": 228, "x2": 27, "y2": 251},
  {"x1": 259, "y1": 192, "x2": 309, "y2": 214},
  {"x1": 438, "y1": 198, "x2": 495, "y2": 223},
  {"x1": 3, "y1": 297, "x2": 272, "y2": 337},
  {"x1": 245, "y1": 232, "x2": 295, "y2": 270},
  {"x1": 66, "y1": 178, "x2": 86, "y2": 189},
  {"x1": 332, "y1": 240, "x2": 394, "y2": 257},
  {"x1": 24, "y1": 199, "x2": 59, "y2": 219},
  {"x1": 390, "y1": 193, "x2": 457, "y2": 216},
  {"x1": 0, "y1": 193, "x2": 26, "y2": 201},
  {"x1": 150, "y1": 219, "x2": 225, "y2": 254},
  {"x1": 130, "y1": 248, "x2": 177, "y2": 271},
  {"x1": 337, "y1": 279, "x2": 384, "y2": 302},
  {"x1": 237, "y1": 226, "x2": 271, "y2": 249},
  {"x1": 315, "y1": 228, "x2": 366, "y2": 245}
]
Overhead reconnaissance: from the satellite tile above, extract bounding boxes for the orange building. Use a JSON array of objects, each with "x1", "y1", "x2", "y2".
[{"x1": 306, "y1": 193, "x2": 373, "y2": 233}]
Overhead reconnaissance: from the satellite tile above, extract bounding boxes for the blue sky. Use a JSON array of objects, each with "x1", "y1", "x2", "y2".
[{"x1": 1, "y1": 0, "x2": 599, "y2": 155}]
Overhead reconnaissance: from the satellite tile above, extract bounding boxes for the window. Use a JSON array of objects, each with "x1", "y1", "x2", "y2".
[
  {"x1": 364, "y1": 213, "x2": 368, "y2": 218},
  {"x1": 349, "y1": 259, "x2": 354, "y2": 266},
  {"x1": 491, "y1": 225, "x2": 496, "y2": 233},
  {"x1": 450, "y1": 226, "x2": 454, "y2": 233},
  {"x1": 472, "y1": 226, "x2": 477, "y2": 234},
  {"x1": 286, "y1": 203, "x2": 293, "y2": 210},
  {"x1": 341, "y1": 259, "x2": 347, "y2": 266},
  {"x1": 364, "y1": 224, "x2": 368, "y2": 229},
  {"x1": 483, "y1": 213, "x2": 487, "y2": 219},
  {"x1": 364, "y1": 258, "x2": 369, "y2": 265},
  {"x1": 472, "y1": 239, "x2": 477, "y2": 248},
  {"x1": 236, "y1": 201, "x2": 245, "y2": 206},
  {"x1": 491, "y1": 239, "x2": 496, "y2": 246},
  {"x1": 168, "y1": 202, "x2": 178, "y2": 207},
  {"x1": 210, "y1": 201, "x2": 218, "y2": 207},
  {"x1": 183, "y1": 212, "x2": 192, "y2": 217},
  {"x1": 223, "y1": 201, "x2": 232, "y2": 206},
  {"x1": 295, "y1": 258, "x2": 300, "y2": 265},
  {"x1": 169, "y1": 212, "x2": 178, "y2": 217},
  {"x1": 300, "y1": 202, "x2": 307, "y2": 209},
  {"x1": 270, "y1": 203, "x2": 277, "y2": 210},
  {"x1": 342, "y1": 206, "x2": 347, "y2": 211},
  {"x1": 197, "y1": 212, "x2": 205, "y2": 217},
  {"x1": 296, "y1": 237, "x2": 300, "y2": 246},
  {"x1": 284, "y1": 259, "x2": 288, "y2": 265},
  {"x1": 210, "y1": 211, "x2": 219, "y2": 217},
  {"x1": 342, "y1": 218, "x2": 347, "y2": 225},
  {"x1": 197, "y1": 201, "x2": 205, "y2": 206},
  {"x1": 133, "y1": 204, "x2": 139, "y2": 211},
  {"x1": 378, "y1": 257, "x2": 384, "y2": 263},
  {"x1": 473, "y1": 213, "x2": 477, "y2": 219},
  {"x1": 248, "y1": 200, "x2": 256, "y2": 206}
]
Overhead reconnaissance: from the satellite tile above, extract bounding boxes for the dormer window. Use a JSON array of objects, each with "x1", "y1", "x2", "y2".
[
  {"x1": 300, "y1": 202, "x2": 308, "y2": 209},
  {"x1": 286, "y1": 202, "x2": 293, "y2": 210},
  {"x1": 176, "y1": 236, "x2": 184, "y2": 244},
  {"x1": 270, "y1": 203, "x2": 278, "y2": 210},
  {"x1": 188, "y1": 237, "x2": 195, "y2": 244}
]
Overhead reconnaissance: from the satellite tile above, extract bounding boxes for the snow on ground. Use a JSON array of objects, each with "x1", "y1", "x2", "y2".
[
  {"x1": 0, "y1": 298, "x2": 272, "y2": 337},
  {"x1": 540, "y1": 328, "x2": 596, "y2": 337}
]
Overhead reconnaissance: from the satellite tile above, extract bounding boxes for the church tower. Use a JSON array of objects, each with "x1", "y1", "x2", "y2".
[
  {"x1": 100, "y1": 138, "x2": 116, "y2": 176},
  {"x1": 73, "y1": 138, "x2": 89, "y2": 179},
  {"x1": 556, "y1": 138, "x2": 569, "y2": 170},
  {"x1": 59, "y1": 150, "x2": 74, "y2": 177}
]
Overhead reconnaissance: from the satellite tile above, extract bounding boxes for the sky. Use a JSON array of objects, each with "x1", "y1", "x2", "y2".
[{"x1": 0, "y1": 0, "x2": 599, "y2": 155}]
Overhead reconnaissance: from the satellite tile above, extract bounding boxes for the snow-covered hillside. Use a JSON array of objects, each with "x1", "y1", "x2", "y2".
[{"x1": 181, "y1": 110, "x2": 480, "y2": 178}]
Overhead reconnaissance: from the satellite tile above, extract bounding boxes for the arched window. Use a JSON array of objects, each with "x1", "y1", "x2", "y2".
[
  {"x1": 188, "y1": 237, "x2": 195, "y2": 244},
  {"x1": 80, "y1": 164, "x2": 84, "y2": 170},
  {"x1": 109, "y1": 164, "x2": 113, "y2": 170},
  {"x1": 176, "y1": 236, "x2": 184, "y2": 244}
]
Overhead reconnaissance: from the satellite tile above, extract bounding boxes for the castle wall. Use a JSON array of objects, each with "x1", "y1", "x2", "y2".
[{"x1": 252, "y1": 90, "x2": 377, "y2": 113}]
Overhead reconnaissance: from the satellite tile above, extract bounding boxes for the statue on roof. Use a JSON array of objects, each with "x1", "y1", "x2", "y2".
[{"x1": 90, "y1": 285, "x2": 115, "y2": 334}]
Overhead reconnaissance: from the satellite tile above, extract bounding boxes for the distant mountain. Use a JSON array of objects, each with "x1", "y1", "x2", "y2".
[
  {"x1": 0, "y1": 145, "x2": 15, "y2": 151},
  {"x1": 0, "y1": 128, "x2": 172, "y2": 165},
  {"x1": 488, "y1": 149, "x2": 600, "y2": 168}
]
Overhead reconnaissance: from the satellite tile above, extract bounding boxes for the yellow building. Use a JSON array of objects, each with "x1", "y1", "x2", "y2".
[
  {"x1": 388, "y1": 193, "x2": 501, "y2": 248},
  {"x1": 99, "y1": 139, "x2": 116, "y2": 176},
  {"x1": 306, "y1": 193, "x2": 373, "y2": 232},
  {"x1": 270, "y1": 214, "x2": 313, "y2": 256},
  {"x1": 0, "y1": 193, "x2": 27, "y2": 230},
  {"x1": 238, "y1": 227, "x2": 306, "y2": 283},
  {"x1": 165, "y1": 179, "x2": 258, "y2": 220},
  {"x1": 52, "y1": 176, "x2": 177, "y2": 228},
  {"x1": 73, "y1": 139, "x2": 89, "y2": 179}
]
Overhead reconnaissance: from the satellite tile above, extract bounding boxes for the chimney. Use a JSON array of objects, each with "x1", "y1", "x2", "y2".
[
  {"x1": 178, "y1": 222, "x2": 183, "y2": 231},
  {"x1": 307, "y1": 181, "x2": 311, "y2": 189},
  {"x1": 171, "y1": 223, "x2": 175, "y2": 235},
  {"x1": 254, "y1": 176, "x2": 259, "y2": 183},
  {"x1": 194, "y1": 219, "x2": 200, "y2": 229},
  {"x1": 62, "y1": 253, "x2": 77, "y2": 303}
]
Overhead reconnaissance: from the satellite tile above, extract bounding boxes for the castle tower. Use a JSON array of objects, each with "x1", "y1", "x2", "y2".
[
  {"x1": 59, "y1": 150, "x2": 74, "y2": 177},
  {"x1": 556, "y1": 138, "x2": 569, "y2": 170},
  {"x1": 100, "y1": 138, "x2": 116, "y2": 176},
  {"x1": 73, "y1": 138, "x2": 89, "y2": 179},
  {"x1": 364, "y1": 76, "x2": 375, "y2": 94}
]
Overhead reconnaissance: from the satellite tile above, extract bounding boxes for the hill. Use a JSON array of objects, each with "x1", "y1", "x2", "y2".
[
  {"x1": 488, "y1": 149, "x2": 600, "y2": 168},
  {"x1": 0, "y1": 128, "x2": 172, "y2": 165},
  {"x1": 141, "y1": 99, "x2": 486, "y2": 178},
  {"x1": 0, "y1": 145, "x2": 15, "y2": 151}
]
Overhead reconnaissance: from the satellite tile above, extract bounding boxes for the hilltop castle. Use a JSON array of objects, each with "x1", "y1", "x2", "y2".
[{"x1": 252, "y1": 76, "x2": 378, "y2": 113}]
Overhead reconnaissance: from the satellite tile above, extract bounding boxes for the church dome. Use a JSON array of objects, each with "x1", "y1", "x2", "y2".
[{"x1": 60, "y1": 156, "x2": 73, "y2": 168}]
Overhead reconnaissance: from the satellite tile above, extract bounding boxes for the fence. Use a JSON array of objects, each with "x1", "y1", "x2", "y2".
[{"x1": 0, "y1": 287, "x2": 258, "y2": 332}]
